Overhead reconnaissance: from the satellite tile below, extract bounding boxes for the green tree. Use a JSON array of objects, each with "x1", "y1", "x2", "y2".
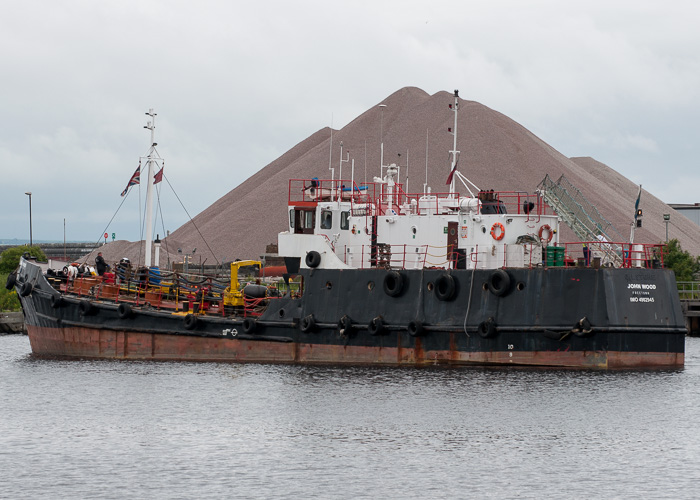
[
  {"x1": 0, "y1": 245, "x2": 47, "y2": 274},
  {"x1": 0, "y1": 273, "x2": 20, "y2": 311},
  {"x1": 664, "y1": 239, "x2": 700, "y2": 282}
]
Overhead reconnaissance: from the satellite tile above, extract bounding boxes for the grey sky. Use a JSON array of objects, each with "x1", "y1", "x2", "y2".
[{"x1": 2, "y1": 1, "x2": 698, "y2": 242}]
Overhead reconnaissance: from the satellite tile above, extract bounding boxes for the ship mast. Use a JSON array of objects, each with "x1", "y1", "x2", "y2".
[
  {"x1": 448, "y1": 90, "x2": 460, "y2": 197},
  {"x1": 143, "y1": 109, "x2": 157, "y2": 267}
]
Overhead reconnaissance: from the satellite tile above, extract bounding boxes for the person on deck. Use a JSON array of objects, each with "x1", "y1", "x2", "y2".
[{"x1": 95, "y1": 252, "x2": 107, "y2": 276}]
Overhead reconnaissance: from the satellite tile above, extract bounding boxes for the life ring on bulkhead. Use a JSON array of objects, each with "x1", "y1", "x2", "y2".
[
  {"x1": 490, "y1": 222, "x2": 505, "y2": 241},
  {"x1": 538, "y1": 224, "x2": 553, "y2": 243}
]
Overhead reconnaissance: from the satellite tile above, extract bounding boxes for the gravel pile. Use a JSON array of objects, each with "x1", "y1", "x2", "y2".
[{"x1": 102, "y1": 87, "x2": 700, "y2": 265}]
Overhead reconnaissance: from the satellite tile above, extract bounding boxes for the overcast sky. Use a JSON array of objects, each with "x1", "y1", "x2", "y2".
[{"x1": 2, "y1": 1, "x2": 699, "y2": 243}]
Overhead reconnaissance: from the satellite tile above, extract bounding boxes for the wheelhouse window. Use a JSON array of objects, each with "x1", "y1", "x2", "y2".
[
  {"x1": 294, "y1": 208, "x2": 316, "y2": 234},
  {"x1": 289, "y1": 209, "x2": 294, "y2": 229},
  {"x1": 320, "y1": 209, "x2": 333, "y2": 229},
  {"x1": 340, "y1": 211, "x2": 350, "y2": 230}
]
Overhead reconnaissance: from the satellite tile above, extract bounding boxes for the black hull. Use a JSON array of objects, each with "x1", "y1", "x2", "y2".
[{"x1": 16, "y1": 259, "x2": 686, "y2": 368}]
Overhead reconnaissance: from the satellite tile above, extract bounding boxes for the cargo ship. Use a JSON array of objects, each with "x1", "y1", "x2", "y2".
[{"x1": 9, "y1": 93, "x2": 686, "y2": 368}]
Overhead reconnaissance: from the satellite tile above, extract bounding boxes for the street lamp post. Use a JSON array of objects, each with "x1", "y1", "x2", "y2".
[
  {"x1": 25, "y1": 192, "x2": 32, "y2": 247},
  {"x1": 663, "y1": 214, "x2": 670, "y2": 243}
]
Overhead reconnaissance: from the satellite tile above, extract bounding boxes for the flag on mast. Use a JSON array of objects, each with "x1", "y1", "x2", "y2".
[
  {"x1": 120, "y1": 165, "x2": 141, "y2": 196},
  {"x1": 446, "y1": 160, "x2": 458, "y2": 185},
  {"x1": 154, "y1": 166, "x2": 163, "y2": 184}
]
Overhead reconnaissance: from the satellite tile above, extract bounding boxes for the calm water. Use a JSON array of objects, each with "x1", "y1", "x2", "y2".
[{"x1": 2, "y1": 336, "x2": 700, "y2": 499}]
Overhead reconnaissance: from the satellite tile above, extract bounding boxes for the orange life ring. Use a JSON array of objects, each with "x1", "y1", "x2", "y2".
[
  {"x1": 490, "y1": 222, "x2": 505, "y2": 241},
  {"x1": 538, "y1": 224, "x2": 553, "y2": 243}
]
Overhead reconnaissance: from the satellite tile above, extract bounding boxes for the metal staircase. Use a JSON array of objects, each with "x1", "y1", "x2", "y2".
[{"x1": 538, "y1": 174, "x2": 624, "y2": 266}]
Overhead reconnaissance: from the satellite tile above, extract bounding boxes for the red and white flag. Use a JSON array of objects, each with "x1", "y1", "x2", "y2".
[{"x1": 154, "y1": 167, "x2": 163, "y2": 184}]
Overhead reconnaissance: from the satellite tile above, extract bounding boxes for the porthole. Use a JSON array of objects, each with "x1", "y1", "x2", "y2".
[
  {"x1": 326, "y1": 281, "x2": 333, "y2": 290},
  {"x1": 516, "y1": 282, "x2": 525, "y2": 291},
  {"x1": 427, "y1": 282, "x2": 434, "y2": 292},
  {"x1": 482, "y1": 282, "x2": 489, "y2": 291},
  {"x1": 367, "y1": 281, "x2": 375, "y2": 291}
]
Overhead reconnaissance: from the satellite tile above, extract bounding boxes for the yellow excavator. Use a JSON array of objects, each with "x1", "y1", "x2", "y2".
[{"x1": 222, "y1": 260, "x2": 263, "y2": 309}]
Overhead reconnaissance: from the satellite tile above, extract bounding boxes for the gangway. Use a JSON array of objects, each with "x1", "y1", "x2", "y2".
[{"x1": 538, "y1": 174, "x2": 624, "y2": 266}]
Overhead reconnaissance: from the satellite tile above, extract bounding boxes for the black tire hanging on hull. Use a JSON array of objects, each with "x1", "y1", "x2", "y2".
[
  {"x1": 407, "y1": 320, "x2": 425, "y2": 337},
  {"x1": 478, "y1": 318, "x2": 497, "y2": 338},
  {"x1": 50, "y1": 294, "x2": 64, "y2": 308},
  {"x1": 19, "y1": 282, "x2": 33, "y2": 297},
  {"x1": 242, "y1": 318, "x2": 257, "y2": 334},
  {"x1": 184, "y1": 313, "x2": 198, "y2": 330},
  {"x1": 383, "y1": 271, "x2": 404, "y2": 297},
  {"x1": 487, "y1": 269, "x2": 511, "y2": 297},
  {"x1": 118, "y1": 303, "x2": 134, "y2": 319},
  {"x1": 305, "y1": 251, "x2": 321, "y2": 268},
  {"x1": 368, "y1": 316, "x2": 385, "y2": 336},
  {"x1": 79, "y1": 299, "x2": 96, "y2": 316},
  {"x1": 435, "y1": 273, "x2": 456, "y2": 301},
  {"x1": 300, "y1": 314, "x2": 316, "y2": 333},
  {"x1": 5, "y1": 272, "x2": 17, "y2": 290}
]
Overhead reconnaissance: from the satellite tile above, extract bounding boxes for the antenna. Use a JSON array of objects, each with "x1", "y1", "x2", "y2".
[
  {"x1": 339, "y1": 141, "x2": 349, "y2": 202},
  {"x1": 424, "y1": 129, "x2": 429, "y2": 195},
  {"x1": 143, "y1": 108, "x2": 157, "y2": 267},
  {"x1": 364, "y1": 139, "x2": 367, "y2": 186},
  {"x1": 379, "y1": 104, "x2": 387, "y2": 176},
  {"x1": 448, "y1": 90, "x2": 460, "y2": 197},
  {"x1": 329, "y1": 113, "x2": 334, "y2": 183},
  {"x1": 405, "y1": 149, "x2": 409, "y2": 194}
]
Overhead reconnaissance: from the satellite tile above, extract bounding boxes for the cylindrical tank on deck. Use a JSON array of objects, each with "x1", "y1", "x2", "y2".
[{"x1": 243, "y1": 284, "x2": 267, "y2": 298}]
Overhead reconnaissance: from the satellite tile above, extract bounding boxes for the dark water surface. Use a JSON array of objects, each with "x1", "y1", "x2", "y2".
[{"x1": 2, "y1": 335, "x2": 700, "y2": 499}]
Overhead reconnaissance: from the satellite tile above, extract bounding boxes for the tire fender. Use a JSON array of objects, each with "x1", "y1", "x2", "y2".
[
  {"x1": 487, "y1": 269, "x2": 511, "y2": 297},
  {"x1": 19, "y1": 282, "x2": 33, "y2": 297},
  {"x1": 478, "y1": 318, "x2": 497, "y2": 338},
  {"x1": 242, "y1": 317, "x2": 257, "y2": 334},
  {"x1": 383, "y1": 271, "x2": 404, "y2": 297},
  {"x1": 407, "y1": 320, "x2": 425, "y2": 337},
  {"x1": 368, "y1": 316, "x2": 384, "y2": 336},
  {"x1": 435, "y1": 273, "x2": 456, "y2": 301},
  {"x1": 300, "y1": 314, "x2": 316, "y2": 333},
  {"x1": 118, "y1": 303, "x2": 134, "y2": 319},
  {"x1": 305, "y1": 251, "x2": 321, "y2": 268}
]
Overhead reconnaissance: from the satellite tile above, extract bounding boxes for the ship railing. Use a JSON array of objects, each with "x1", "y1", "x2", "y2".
[
  {"x1": 288, "y1": 178, "x2": 379, "y2": 207},
  {"x1": 561, "y1": 242, "x2": 665, "y2": 269},
  {"x1": 677, "y1": 282, "x2": 700, "y2": 300},
  {"x1": 341, "y1": 243, "x2": 454, "y2": 269},
  {"x1": 374, "y1": 186, "x2": 554, "y2": 219},
  {"x1": 62, "y1": 267, "x2": 234, "y2": 314}
]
